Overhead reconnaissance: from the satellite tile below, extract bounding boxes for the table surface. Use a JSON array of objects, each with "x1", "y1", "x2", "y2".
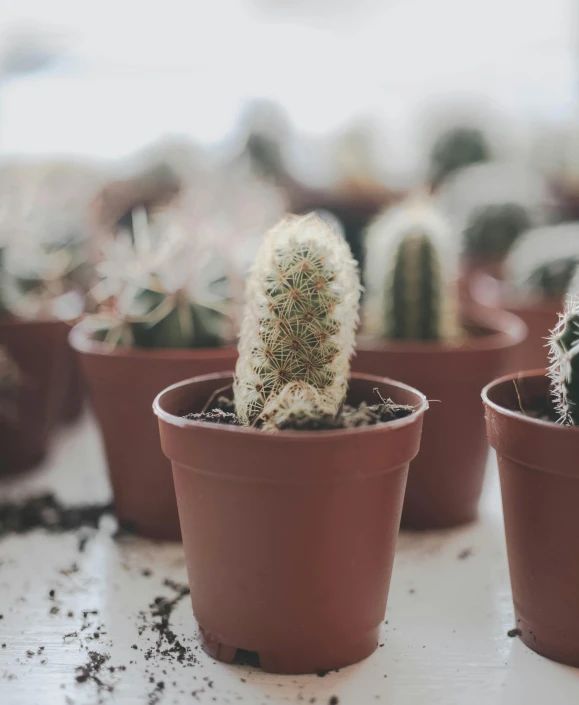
[{"x1": 1, "y1": 413, "x2": 579, "y2": 705}]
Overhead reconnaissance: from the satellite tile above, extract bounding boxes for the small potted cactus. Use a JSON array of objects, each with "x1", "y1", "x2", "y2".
[
  {"x1": 71, "y1": 205, "x2": 238, "y2": 540},
  {"x1": 483, "y1": 294, "x2": 579, "y2": 667},
  {"x1": 436, "y1": 161, "x2": 552, "y2": 294},
  {"x1": 154, "y1": 213, "x2": 428, "y2": 674},
  {"x1": 473, "y1": 224, "x2": 579, "y2": 372},
  {"x1": 353, "y1": 197, "x2": 525, "y2": 528}
]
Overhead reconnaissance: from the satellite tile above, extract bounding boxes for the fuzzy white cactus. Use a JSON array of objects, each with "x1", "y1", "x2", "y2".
[
  {"x1": 504, "y1": 224, "x2": 579, "y2": 302},
  {"x1": 364, "y1": 197, "x2": 461, "y2": 341},
  {"x1": 234, "y1": 212, "x2": 361, "y2": 426},
  {"x1": 260, "y1": 381, "x2": 334, "y2": 432},
  {"x1": 548, "y1": 295, "x2": 579, "y2": 425}
]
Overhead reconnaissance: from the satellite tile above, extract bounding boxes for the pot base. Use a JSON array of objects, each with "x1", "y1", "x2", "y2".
[
  {"x1": 198, "y1": 625, "x2": 379, "y2": 674},
  {"x1": 515, "y1": 612, "x2": 579, "y2": 668}
]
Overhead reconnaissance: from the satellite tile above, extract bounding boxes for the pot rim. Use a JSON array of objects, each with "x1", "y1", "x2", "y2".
[
  {"x1": 357, "y1": 307, "x2": 526, "y2": 356},
  {"x1": 69, "y1": 320, "x2": 237, "y2": 361},
  {"x1": 482, "y1": 369, "x2": 579, "y2": 434},
  {"x1": 153, "y1": 371, "x2": 428, "y2": 440},
  {"x1": 0, "y1": 315, "x2": 70, "y2": 331}
]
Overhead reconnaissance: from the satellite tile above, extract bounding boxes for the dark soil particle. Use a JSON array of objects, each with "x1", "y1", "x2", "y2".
[
  {"x1": 75, "y1": 651, "x2": 113, "y2": 691},
  {"x1": 508, "y1": 628, "x2": 522, "y2": 638},
  {"x1": 329, "y1": 697, "x2": 339, "y2": 705},
  {"x1": 458, "y1": 548, "x2": 472, "y2": 560},
  {"x1": 0, "y1": 494, "x2": 113, "y2": 537}
]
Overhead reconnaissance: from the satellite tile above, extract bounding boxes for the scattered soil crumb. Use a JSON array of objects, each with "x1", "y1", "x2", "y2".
[
  {"x1": 329, "y1": 697, "x2": 339, "y2": 705},
  {"x1": 0, "y1": 494, "x2": 112, "y2": 538},
  {"x1": 458, "y1": 548, "x2": 473, "y2": 560},
  {"x1": 508, "y1": 628, "x2": 522, "y2": 638},
  {"x1": 75, "y1": 651, "x2": 114, "y2": 692}
]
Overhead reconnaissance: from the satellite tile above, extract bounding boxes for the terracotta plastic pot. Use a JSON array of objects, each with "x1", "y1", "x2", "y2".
[
  {"x1": 0, "y1": 317, "x2": 66, "y2": 475},
  {"x1": 483, "y1": 371, "x2": 579, "y2": 667},
  {"x1": 70, "y1": 324, "x2": 238, "y2": 540},
  {"x1": 154, "y1": 372, "x2": 427, "y2": 674},
  {"x1": 353, "y1": 308, "x2": 526, "y2": 529},
  {"x1": 471, "y1": 273, "x2": 561, "y2": 373}
]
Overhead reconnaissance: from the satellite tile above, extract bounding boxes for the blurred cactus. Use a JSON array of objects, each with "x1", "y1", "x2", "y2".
[
  {"x1": 0, "y1": 159, "x2": 101, "y2": 320},
  {"x1": 234, "y1": 213, "x2": 360, "y2": 426},
  {"x1": 437, "y1": 162, "x2": 550, "y2": 260},
  {"x1": 430, "y1": 126, "x2": 491, "y2": 189},
  {"x1": 548, "y1": 295, "x2": 579, "y2": 425},
  {"x1": 504, "y1": 224, "x2": 579, "y2": 302},
  {"x1": 364, "y1": 198, "x2": 461, "y2": 341},
  {"x1": 89, "y1": 206, "x2": 230, "y2": 349},
  {"x1": 463, "y1": 203, "x2": 531, "y2": 260},
  {"x1": 567, "y1": 266, "x2": 579, "y2": 297}
]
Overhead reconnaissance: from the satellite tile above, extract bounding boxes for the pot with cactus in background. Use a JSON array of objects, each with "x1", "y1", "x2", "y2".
[
  {"x1": 153, "y1": 213, "x2": 428, "y2": 674},
  {"x1": 0, "y1": 161, "x2": 98, "y2": 473},
  {"x1": 70, "y1": 205, "x2": 239, "y2": 540},
  {"x1": 436, "y1": 161, "x2": 552, "y2": 298},
  {"x1": 353, "y1": 197, "x2": 526, "y2": 528},
  {"x1": 483, "y1": 294, "x2": 579, "y2": 667},
  {"x1": 472, "y1": 223, "x2": 579, "y2": 372}
]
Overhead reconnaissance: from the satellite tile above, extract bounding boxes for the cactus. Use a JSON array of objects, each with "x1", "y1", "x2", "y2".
[
  {"x1": 548, "y1": 295, "x2": 579, "y2": 425},
  {"x1": 437, "y1": 162, "x2": 549, "y2": 259},
  {"x1": 364, "y1": 199, "x2": 461, "y2": 341},
  {"x1": 89, "y1": 206, "x2": 230, "y2": 349},
  {"x1": 504, "y1": 224, "x2": 579, "y2": 302},
  {"x1": 260, "y1": 381, "x2": 336, "y2": 432},
  {"x1": 429, "y1": 126, "x2": 491, "y2": 189},
  {"x1": 234, "y1": 213, "x2": 360, "y2": 426}
]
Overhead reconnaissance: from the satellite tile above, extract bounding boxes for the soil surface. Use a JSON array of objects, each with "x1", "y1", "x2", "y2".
[{"x1": 183, "y1": 391, "x2": 415, "y2": 430}]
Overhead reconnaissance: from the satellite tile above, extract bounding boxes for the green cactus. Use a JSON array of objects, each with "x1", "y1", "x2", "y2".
[
  {"x1": 90, "y1": 206, "x2": 230, "y2": 349},
  {"x1": 504, "y1": 225, "x2": 579, "y2": 302},
  {"x1": 430, "y1": 126, "x2": 491, "y2": 189},
  {"x1": 364, "y1": 199, "x2": 461, "y2": 341},
  {"x1": 548, "y1": 295, "x2": 579, "y2": 425},
  {"x1": 234, "y1": 212, "x2": 360, "y2": 426},
  {"x1": 463, "y1": 202, "x2": 531, "y2": 259}
]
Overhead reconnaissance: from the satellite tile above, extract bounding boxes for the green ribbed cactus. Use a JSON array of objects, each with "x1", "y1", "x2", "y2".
[
  {"x1": 364, "y1": 199, "x2": 461, "y2": 341},
  {"x1": 504, "y1": 225, "x2": 579, "y2": 302},
  {"x1": 430, "y1": 126, "x2": 491, "y2": 189},
  {"x1": 234, "y1": 212, "x2": 360, "y2": 426},
  {"x1": 548, "y1": 295, "x2": 579, "y2": 425}
]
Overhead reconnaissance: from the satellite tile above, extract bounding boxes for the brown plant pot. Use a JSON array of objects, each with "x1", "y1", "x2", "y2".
[
  {"x1": 471, "y1": 273, "x2": 561, "y2": 373},
  {"x1": 352, "y1": 309, "x2": 526, "y2": 529},
  {"x1": 59, "y1": 338, "x2": 86, "y2": 424},
  {"x1": 0, "y1": 317, "x2": 67, "y2": 475},
  {"x1": 70, "y1": 324, "x2": 238, "y2": 540},
  {"x1": 483, "y1": 370, "x2": 579, "y2": 667},
  {"x1": 154, "y1": 372, "x2": 428, "y2": 674}
]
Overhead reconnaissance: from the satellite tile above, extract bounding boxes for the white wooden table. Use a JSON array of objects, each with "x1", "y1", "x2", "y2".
[{"x1": 1, "y1": 413, "x2": 579, "y2": 705}]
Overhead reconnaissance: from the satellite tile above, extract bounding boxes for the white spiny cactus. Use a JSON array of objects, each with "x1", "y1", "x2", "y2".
[
  {"x1": 548, "y1": 294, "x2": 579, "y2": 425},
  {"x1": 364, "y1": 197, "x2": 461, "y2": 341},
  {"x1": 504, "y1": 224, "x2": 579, "y2": 302},
  {"x1": 234, "y1": 212, "x2": 361, "y2": 426}
]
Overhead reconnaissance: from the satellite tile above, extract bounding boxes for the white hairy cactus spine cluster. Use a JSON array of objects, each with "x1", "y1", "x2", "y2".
[{"x1": 234, "y1": 212, "x2": 361, "y2": 426}]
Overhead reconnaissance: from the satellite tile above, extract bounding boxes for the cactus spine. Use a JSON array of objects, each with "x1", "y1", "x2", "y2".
[
  {"x1": 234, "y1": 212, "x2": 360, "y2": 426},
  {"x1": 548, "y1": 295, "x2": 579, "y2": 425},
  {"x1": 364, "y1": 200, "x2": 461, "y2": 341}
]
